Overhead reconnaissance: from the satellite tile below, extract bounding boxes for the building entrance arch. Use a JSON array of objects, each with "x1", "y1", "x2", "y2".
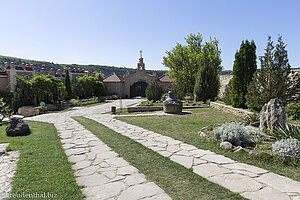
[{"x1": 130, "y1": 80, "x2": 148, "y2": 97}]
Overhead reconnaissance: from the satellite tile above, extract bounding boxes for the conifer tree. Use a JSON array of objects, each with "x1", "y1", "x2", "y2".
[
  {"x1": 194, "y1": 42, "x2": 220, "y2": 102},
  {"x1": 246, "y1": 36, "x2": 300, "y2": 111},
  {"x1": 64, "y1": 69, "x2": 72, "y2": 99},
  {"x1": 231, "y1": 40, "x2": 257, "y2": 108}
]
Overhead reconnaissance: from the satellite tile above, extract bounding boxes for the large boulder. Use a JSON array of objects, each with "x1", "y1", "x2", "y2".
[
  {"x1": 18, "y1": 106, "x2": 40, "y2": 117},
  {"x1": 259, "y1": 98, "x2": 286, "y2": 131},
  {"x1": 6, "y1": 117, "x2": 30, "y2": 136}
]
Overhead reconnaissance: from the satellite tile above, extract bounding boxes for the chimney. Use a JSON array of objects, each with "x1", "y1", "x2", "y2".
[
  {"x1": 8, "y1": 62, "x2": 16, "y2": 92},
  {"x1": 49, "y1": 68, "x2": 55, "y2": 76},
  {"x1": 57, "y1": 69, "x2": 61, "y2": 76},
  {"x1": 40, "y1": 68, "x2": 46, "y2": 74},
  {"x1": 153, "y1": 70, "x2": 157, "y2": 77}
]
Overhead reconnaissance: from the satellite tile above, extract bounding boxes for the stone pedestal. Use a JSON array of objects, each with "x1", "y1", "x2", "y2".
[
  {"x1": 163, "y1": 90, "x2": 182, "y2": 114},
  {"x1": 163, "y1": 101, "x2": 182, "y2": 113}
]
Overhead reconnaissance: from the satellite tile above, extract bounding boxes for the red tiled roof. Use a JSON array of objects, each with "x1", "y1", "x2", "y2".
[
  {"x1": 0, "y1": 71, "x2": 8, "y2": 76},
  {"x1": 159, "y1": 74, "x2": 174, "y2": 82},
  {"x1": 25, "y1": 67, "x2": 33, "y2": 71},
  {"x1": 103, "y1": 73, "x2": 124, "y2": 82},
  {"x1": 15, "y1": 66, "x2": 24, "y2": 70}
]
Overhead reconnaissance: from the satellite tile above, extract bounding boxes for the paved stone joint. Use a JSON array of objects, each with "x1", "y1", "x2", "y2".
[
  {"x1": 0, "y1": 143, "x2": 19, "y2": 200},
  {"x1": 88, "y1": 115, "x2": 300, "y2": 200},
  {"x1": 26, "y1": 99, "x2": 171, "y2": 200}
]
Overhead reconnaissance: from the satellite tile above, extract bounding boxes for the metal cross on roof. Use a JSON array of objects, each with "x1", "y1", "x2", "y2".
[{"x1": 139, "y1": 50, "x2": 143, "y2": 58}]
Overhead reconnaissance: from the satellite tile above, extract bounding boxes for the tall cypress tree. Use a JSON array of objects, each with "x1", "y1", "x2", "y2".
[
  {"x1": 231, "y1": 40, "x2": 257, "y2": 108},
  {"x1": 246, "y1": 36, "x2": 300, "y2": 111},
  {"x1": 194, "y1": 41, "x2": 221, "y2": 102},
  {"x1": 64, "y1": 69, "x2": 72, "y2": 99}
]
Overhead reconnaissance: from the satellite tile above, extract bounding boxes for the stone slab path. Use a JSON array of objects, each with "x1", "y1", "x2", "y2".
[
  {"x1": 0, "y1": 143, "x2": 19, "y2": 200},
  {"x1": 26, "y1": 99, "x2": 171, "y2": 200},
  {"x1": 88, "y1": 114, "x2": 300, "y2": 200}
]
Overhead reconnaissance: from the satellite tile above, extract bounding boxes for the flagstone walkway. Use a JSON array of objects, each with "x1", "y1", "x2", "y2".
[
  {"x1": 23, "y1": 99, "x2": 300, "y2": 199},
  {"x1": 26, "y1": 99, "x2": 171, "y2": 200},
  {"x1": 88, "y1": 114, "x2": 300, "y2": 200},
  {"x1": 0, "y1": 143, "x2": 19, "y2": 200}
]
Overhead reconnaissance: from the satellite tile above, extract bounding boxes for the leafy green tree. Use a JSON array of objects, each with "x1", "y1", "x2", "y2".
[
  {"x1": 30, "y1": 74, "x2": 53, "y2": 104},
  {"x1": 231, "y1": 40, "x2": 257, "y2": 108},
  {"x1": 50, "y1": 76, "x2": 67, "y2": 105},
  {"x1": 0, "y1": 98, "x2": 13, "y2": 123},
  {"x1": 146, "y1": 82, "x2": 163, "y2": 101},
  {"x1": 30, "y1": 74, "x2": 66, "y2": 105},
  {"x1": 163, "y1": 33, "x2": 222, "y2": 98},
  {"x1": 72, "y1": 75, "x2": 106, "y2": 99},
  {"x1": 246, "y1": 36, "x2": 300, "y2": 111},
  {"x1": 194, "y1": 41, "x2": 221, "y2": 101},
  {"x1": 13, "y1": 75, "x2": 34, "y2": 111},
  {"x1": 64, "y1": 69, "x2": 72, "y2": 99},
  {"x1": 95, "y1": 72, "x2": 105, "y2": 81}
]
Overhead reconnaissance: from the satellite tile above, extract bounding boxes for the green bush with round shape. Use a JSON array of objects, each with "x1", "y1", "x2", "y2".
[
  {"x1": 285, "y1": 102, "x2": 300, "y2": 120},
  {"x1": 272, "y1": 138, "x2": 300, "y2": 159},
  {"x1": 146, "y1": 82, "x2": 163, "y2": 102},
  {"x1": 214, "y1": 122, "x2": 251, "y2": 146}
]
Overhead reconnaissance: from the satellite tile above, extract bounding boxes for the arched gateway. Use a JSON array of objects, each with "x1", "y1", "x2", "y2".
[
  {"x1": 103, "y1": 52, "x2": 174, "y2": 98},
  {"x1": 130, "y1": 80, "x2": 148, "y2": 97}
]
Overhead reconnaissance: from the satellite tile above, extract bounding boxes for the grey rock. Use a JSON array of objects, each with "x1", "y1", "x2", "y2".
[
  {"x1": 259, "y1": 98, "x2": 286, "y2": 131},
  {"x1": 233, "y1": 146, "x2": 244, "y2": 153},
  {"x1": 6, "y1": 117, "x2": 30, "y2": 136},
  {"x1": 220, "y1": 141, "x2": 233, "y2": 149},
  {"x1": 198, "y1": 131, "x2": 207, "y2": 137}
]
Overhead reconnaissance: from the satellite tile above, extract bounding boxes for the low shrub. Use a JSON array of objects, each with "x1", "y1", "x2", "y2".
[
  {"x1": 214, "y1": 122, "x2": 251, "y2": 146},
  {"x1": 245, "y1": 113, "x2": 259, "y2": 125},
  {"x1": 39, "y1": 102, "x2": 47, "y2": 114},
  {"x1": 0, "y1": 98, "x2": 13, "y2": 123},
  {"x1": 69, "y1": 97, "x2": 100, "y2": 107},
  {"x1": 272, "y1": 123, "x2": 300, "y2": 140},
  {"x1": 146, "y1": 82, "x2": 163, "y2": 101},
  {"x1": 285, "y1": 102, "x2": 300, "y2": 120},
  {"x1": 112, "y1": 95, "x2": 118, "y2": 100},
  {"x1": 139, "y1": 100, "x2": 163, "y2": 106},
  {"x1": 272, "y1": 138, "x2": 300, "y2": 159}
]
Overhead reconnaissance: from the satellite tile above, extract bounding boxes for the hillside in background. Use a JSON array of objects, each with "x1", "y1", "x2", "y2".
[
  {"x1": 0, "y1": 55, "x2": 168, "y2": 77},
  {"x1": 3, "y1": 55, "x2": 295, "y2": 77}
]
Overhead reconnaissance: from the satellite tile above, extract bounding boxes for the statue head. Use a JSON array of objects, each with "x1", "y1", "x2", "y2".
[{"x1": 165, "y1": 90, "x2": 177, "y2": 101}]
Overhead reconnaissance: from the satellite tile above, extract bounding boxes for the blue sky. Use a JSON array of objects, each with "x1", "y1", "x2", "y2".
[{"x1": 0, "y1": 0, "x2": 299, "y2": 70}]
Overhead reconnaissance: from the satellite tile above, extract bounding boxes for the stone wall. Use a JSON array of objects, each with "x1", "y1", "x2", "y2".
[
  {"x1": 127, "y1": 106, "x2": 163, "y2": 113},
  {"x1": 105, "y1": 82, "x2": 124, "y2": 97},
  {"x1": 210, "y1": 102, "x2": 253, "y2": 118},
  {"x1": 0, "y1": 77, "x2": 9, "y2": 92},
  {"x1": 18, "y1": 106, "x2": 40, "y2": 117}
]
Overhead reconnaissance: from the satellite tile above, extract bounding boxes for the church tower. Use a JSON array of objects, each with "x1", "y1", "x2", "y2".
[{"x1": 137, "y1": 50, "x2": 145, "y2": 71}]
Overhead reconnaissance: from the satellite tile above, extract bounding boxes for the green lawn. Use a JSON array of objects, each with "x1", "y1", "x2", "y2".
[
  {"x1": 81, "y1": 101, "x2": 107, "y2": 107},
  {"x1": 117, "y1": 107, "x2": 300, "y2": 182},
  {"x1": 0, "y1": 121, "x2": 84, "y2": 200},
  {"x1": 73, "y1": 116, "x2": 244, "y2": 200}
]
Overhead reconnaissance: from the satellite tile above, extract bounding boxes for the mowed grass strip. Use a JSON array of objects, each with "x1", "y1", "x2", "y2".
[
  {"x1": 0, "y1": 121, "x2": 84, "y2": 200},
  {"x1": 73, "y1": 116, "x2": 245, "y2": 200},
  {"x1": 117, "y1": 107, "x2": 300, "y2": 182}
]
